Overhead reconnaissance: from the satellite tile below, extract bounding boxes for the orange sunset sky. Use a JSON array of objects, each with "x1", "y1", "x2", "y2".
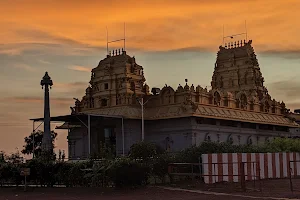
[{"x1": 1, "y1": 0, "x2": 300, "y2": 156}]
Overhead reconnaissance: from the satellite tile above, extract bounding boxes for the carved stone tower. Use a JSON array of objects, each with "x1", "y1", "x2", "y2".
[
  {"x1": 79, "y1": 50, "x2": 148, "y2": 110},
  {"x1": 41, "y1": 72, "x2": 53, "y2": 151},
  {"x1": 211, "y1": 40, "x2": 268, "y2": 100}
]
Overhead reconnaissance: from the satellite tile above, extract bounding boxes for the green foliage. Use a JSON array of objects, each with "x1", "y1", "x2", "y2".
[
  {"x1": 1, "y1": 137, "x2": 300, "y2": 188},
  {"x1": 265, "y1": 137, "x2": 300, "y2": 152},
  {"x1": 90, "y1": 142, "x2": 116, "y2": 160},
  {"x1": 129, "y1": 141, "x2": 163, "y2": 159},
  {"x1": 83, "y1": 161, "x2": 113, "y2": 187},
  {"x1": 175, "y1": 139, "x2": 300, "y2": 163},
  {"x1": 21, "y1": 130, "x2": 58, "y2": 158},
  {"x1": 152, "y1": 153, "x2": 175, "y2": 181},
  {"x1": 107, "y1": 158, "x2": 150, "y2": 187},
  {"x1": 0, "y1": 151, "x2": 5, "y2": 163},
  {"x1": 5, "y1": 151, "x2": 24, "y2": 164}
]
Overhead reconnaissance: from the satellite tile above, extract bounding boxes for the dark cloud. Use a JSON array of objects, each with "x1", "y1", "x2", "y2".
[
  {"x1": 267, "y1": 79, "x2": 300, "y2": 110},
  {"x1": 259, "y1": 50, "x2": 300, "y2": 60}
]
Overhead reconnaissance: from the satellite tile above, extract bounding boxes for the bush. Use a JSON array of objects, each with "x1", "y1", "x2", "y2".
[
  {"x1": 1, "y1": 137, "x2": 300, "y2": 188},
  {"x1": 152, "y1": 153, "x2": 175, "y2": 182},
  {"x1": 129, "y1": 142, "x2": 157, "y2": 159},
  {"x1": 107, "y1": 158, "x2": 150, "y2": 187}
]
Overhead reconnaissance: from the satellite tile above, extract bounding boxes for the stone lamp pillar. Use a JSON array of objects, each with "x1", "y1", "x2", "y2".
[{"x1": 40, "y1": 72, "x2": 53, "y2": 152}]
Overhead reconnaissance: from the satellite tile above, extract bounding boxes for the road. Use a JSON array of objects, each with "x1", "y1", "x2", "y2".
[{"x1": 1, "y1": 187, "x2": 293, "y2": 200}]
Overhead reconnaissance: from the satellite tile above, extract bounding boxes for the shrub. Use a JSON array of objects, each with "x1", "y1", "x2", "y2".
[
  {"x1": 152, "y1": 153, "x2": 175, "y2": 182},
  {"x1": 129, "y1": 142, "x2": 157, "y2": 159},
  {"x1": 107, "y1": 158, "x2": 150, "y2": 187}
]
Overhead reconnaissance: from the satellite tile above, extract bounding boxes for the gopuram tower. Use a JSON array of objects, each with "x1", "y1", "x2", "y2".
[
  {"x1": 211, "y1": 40, "x2": 267, "y2": 101},
  {"x1": 40, "y1": 72, "x2": 53, "y2": 152}
]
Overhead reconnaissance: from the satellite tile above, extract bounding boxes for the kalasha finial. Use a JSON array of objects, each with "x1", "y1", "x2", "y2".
[{"x1": 40, "y1": 72, "x2": 53, "y2": 89}]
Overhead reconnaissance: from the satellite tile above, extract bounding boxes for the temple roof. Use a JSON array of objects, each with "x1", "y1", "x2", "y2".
[{"x1": 80, "y1": 104, "x2": 299, "y2": 127}]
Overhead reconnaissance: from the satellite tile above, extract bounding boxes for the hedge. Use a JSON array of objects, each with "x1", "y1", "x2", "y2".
[{"x1": 1, "y1": 138, "x2": 300, "y2": 187}]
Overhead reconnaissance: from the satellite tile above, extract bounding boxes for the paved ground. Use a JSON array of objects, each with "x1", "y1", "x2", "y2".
[
  {"x1": 168, "y1": 178, "x2": 300, "y2": 199},
  {"x1": 0, "y1": 186, "x2": 298, "y2": 200},
  {"x1": 1, "y1": 178, "x2": 300, "y2": 200}
]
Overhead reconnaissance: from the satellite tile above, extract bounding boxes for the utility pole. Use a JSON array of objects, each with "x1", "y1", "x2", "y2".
[
  {"x1": 137, "y1": 97, "x2": 145, "y2": 141},
  {"x1": 137, "y1": 97, "x2": 151, "y2": 141},
  {"x1": 141, "y1": 98, "x2": 144, "y2": 141}
]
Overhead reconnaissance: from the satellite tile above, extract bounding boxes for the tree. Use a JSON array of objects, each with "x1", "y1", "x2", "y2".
[
  {"x1": 0, "y1": 151, "x2": 5, "y2": 163},
  {"x1": 22, "y1": 130, "x2": 58, "y2": 158},
  {"x1": 6, "y1": 151, "x2": 24, "y2": 164}
]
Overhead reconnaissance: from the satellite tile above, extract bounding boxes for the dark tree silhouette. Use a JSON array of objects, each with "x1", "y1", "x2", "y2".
[
  {"x1": 0, "y1": 151, "x2": 5, "y2": 163},
  {"x1": 21, "y1": 130, "x2": 57, "y2": 158}
]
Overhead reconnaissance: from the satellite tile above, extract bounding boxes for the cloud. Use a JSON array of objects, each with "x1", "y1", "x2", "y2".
[
  {"x1": 55, "y1": 82, "x2": 88, "y2": 89},
  {"x1": 0, "y1": 48, "x2": 22, "y2": 55},
  {"x1": 53, "y1": 82, "x2": 88, "y2": 98},
  {"x1": 12, "y1": 28, "x2": 84, "y2": 46},
  {"x1": 67, "y1": 65, "x2": 91, "y2": 72},
  {"x1": 13, "y1": 63, "x2": 36, "y2": 72},
  {"x1": 2, "y1": 96, "x2": 74, "y2": 105},
  {"x1": 260, "y1": 50, "x2": 300, "y2": 60},
  {"x1": 267, "y1": 79, "x2": 300, "y2": 107},
  {"x1": 1, "y1": 0, "x2": 300, "y2": 53},
  {"x1": 38, "y1": 59, "x2": 51, "y2": 64}
]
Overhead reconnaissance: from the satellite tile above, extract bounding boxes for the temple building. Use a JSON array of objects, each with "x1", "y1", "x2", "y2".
[{"x1": 31, "y1": 40, "x2": 299, "y2": 160}]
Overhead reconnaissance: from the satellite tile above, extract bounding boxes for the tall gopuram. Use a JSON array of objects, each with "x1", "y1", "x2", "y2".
[
  {"x1": 212, "y1": 40, "x2": 267, "y2": 100},
  {"x1": 211, "y1": 40, "x2": 282, "y2": 113},
  {"x1": 32, "y1": 40, "x2": 299, "y2": 160},
  {"x1": 40, "y1": 72, "x2": 53, "y2": 152}
]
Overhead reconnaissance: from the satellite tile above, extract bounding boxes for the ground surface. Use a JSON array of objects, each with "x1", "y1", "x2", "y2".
[
  {"x1": 0, "y1": 187, "x2": 274, "y2": 200},
  {"x1": 170, "y1": 178, "x2": 300, "y2": 199},
  {"x1": 1, "y1": 179, "x2": 300, "y2": 200}
]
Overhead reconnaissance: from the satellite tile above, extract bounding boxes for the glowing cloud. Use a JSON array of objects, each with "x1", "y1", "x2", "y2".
[{"x1": 67, "y1": 65, "x2": 91, "y2": 72}]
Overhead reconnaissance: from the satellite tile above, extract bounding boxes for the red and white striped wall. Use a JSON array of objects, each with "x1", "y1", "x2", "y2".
[{"x1": 201, "y1": 152, "x2": 300, "y2": 184}]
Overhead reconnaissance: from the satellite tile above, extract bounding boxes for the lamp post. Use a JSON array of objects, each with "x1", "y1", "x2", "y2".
[
  {"x1": 40, "y1": 72, "x2": 53, "y2": 152},
  {"x1": 136, "y1": 97, "x2": 151, "y2": 141}
]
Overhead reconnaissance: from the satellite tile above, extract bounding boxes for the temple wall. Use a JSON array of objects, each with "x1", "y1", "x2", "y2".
[
  {"x1": 190, "y1": 117, "x2": 291, "y2": 146},
  {"x1": 68, "y1": 117, "x2": 293, "y2": 158},
  {"x1": 68, "y1": 127, "x2": 88, "y2": 160},
  {"x1": 115, "y1": 119, "x2": 141, "y2": 155},
  {"x1": 145, "y1": 117, "x2": 193, "y2": 152}
]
